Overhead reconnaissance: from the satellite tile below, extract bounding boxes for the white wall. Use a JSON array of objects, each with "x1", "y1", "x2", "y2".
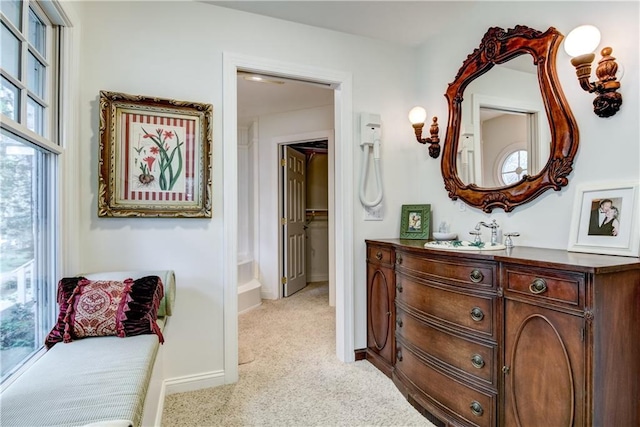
[
  {"x1": 74, "y1": 1, "x2": 417, "y2": 389},
  {"x1": 237, "y1": 127, "x2": 250, "y2": 257},
  {"x1": 482, "y1": 114, "x2": 527, "y2": 188},
  {"x1": 255, "y1": 105, "x2": 334, "y2": 299},
  {"x1": 72, "y1": 0, "x2": 638, "y2": 394}
]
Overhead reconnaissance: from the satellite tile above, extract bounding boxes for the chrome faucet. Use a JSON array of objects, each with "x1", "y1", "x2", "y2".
[{"x1": 475, "y1": 219, "x2": 500, "y2": 245}]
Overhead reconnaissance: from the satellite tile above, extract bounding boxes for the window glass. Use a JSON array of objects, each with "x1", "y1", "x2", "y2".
[
  {"x1": 0, "y1": 0, "x2": 60, "y2": 384},
  {"x1": 27, "y1": 52, "x2": 45, "y2": 98},
  {"x1": 28, "y1": 7, "x2": 46, "y2": 56},
  {"x1": 26, "y1": 97, "x2": 44, "y2": 135},
  {"x1": 1, "y1": 77, "x2": 20, "y2": 121},
  {"x1": 1, "y1": 23, "x2": 21, "y2": 78},
  {"x1": 0, "y1": 0, "x2": 22, "y2": 31},
  {"x1": 500, "y1": 150, "x2": 528, "y2": 185},
  {"x1": 0, "y1": 129, "x2": 55, "y2": 381}
]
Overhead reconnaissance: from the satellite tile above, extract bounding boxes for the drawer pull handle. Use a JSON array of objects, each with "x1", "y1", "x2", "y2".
[
  {"x1": 529, "y1": 278, "x2": 548, "y2": 294},
  {"x1": 396, "y1": 284, "x2": 403, "y2": 293},
  {"x1": 471, "y1": 354, "x2": 485, "y2": 369},
  {"x1": 375, "y1": 251, "x2": 383, "y2": 260},
  {"x1": 396, "y1": 349, "x2": 403, "y2": 362},
  {"x1": 469, "y1": 269, "x2": 484, "y2": 283},
  {"x1": 470, "y1": 401, "x2": 484, "y2": 416},
  {"x1": 396, "y1": 318, "x2": 403, "y2": 328},
  {"x1": 470, "y1": 307, "x2": 484, "y2": 322},
  {"x1": 396, "y1": 255, "x2": 403, "y2": 265}
]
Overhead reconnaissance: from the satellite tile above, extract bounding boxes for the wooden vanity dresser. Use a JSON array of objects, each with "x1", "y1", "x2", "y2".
[{"x1": 365, "y1": 239, "x2": 640, "y2": 427}]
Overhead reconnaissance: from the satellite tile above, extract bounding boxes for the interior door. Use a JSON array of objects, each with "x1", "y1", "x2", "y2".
[{"x1": 282, "y1": 146, "x2": 307, "y2": 297}]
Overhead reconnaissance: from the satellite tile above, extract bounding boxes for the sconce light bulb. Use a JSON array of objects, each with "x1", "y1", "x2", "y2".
[
  {"x1": 408, "y1": 106, "x2": 427, "y2": 125},
  {"x1": 564, "y1": 25, "x2": 601, "y2": 57}
]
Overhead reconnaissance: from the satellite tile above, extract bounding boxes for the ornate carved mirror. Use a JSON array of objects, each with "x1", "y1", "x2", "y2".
[{"x1": 442, "y1": 26, "x2": 579, "y2": 212}]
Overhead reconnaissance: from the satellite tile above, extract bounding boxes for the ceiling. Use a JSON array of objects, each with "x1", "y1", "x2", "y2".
[
  {"x1": 209, "y1": 1, "x2": 534, "y2": 127},
  {"x1": 204, "y1": 1, "x2": 472, "y2": 47},
  {"x1": 236, "y1": 73, "x2": 334, "y2": 127},
  {"x1": 218, "y1": 1, "x2": 466, "y2": 127}
]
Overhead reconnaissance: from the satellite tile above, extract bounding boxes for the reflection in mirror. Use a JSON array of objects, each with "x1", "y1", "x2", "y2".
[
  {"x1": 442, "y1": 26, "x2": 579, "y2": 213},
  {"x1": 457, "y1": 61, "x2": 551, "y2": 188}
]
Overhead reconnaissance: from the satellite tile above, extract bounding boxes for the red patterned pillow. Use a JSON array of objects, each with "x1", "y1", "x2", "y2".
[{"x1": 45, "y1": 276, "x2": 164, "y2": 349}]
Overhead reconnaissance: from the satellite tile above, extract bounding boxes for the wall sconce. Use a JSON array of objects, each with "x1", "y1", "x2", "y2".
[
  {"x1": 564, "y1": 25, "x2": 623, "y2": 118},
  {"x1": 408, "y1": 106, "x2": 440, "y2": 158}
]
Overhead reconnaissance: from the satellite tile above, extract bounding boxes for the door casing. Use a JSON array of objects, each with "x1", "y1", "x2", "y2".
[{"x1": 222, "y1": 52, "x2": 354, "y2": 384}]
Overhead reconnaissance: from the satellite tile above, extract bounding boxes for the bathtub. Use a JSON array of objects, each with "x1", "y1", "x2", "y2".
[{"x1": 238, "y1": 255, "x2": 261, "y2": 313}]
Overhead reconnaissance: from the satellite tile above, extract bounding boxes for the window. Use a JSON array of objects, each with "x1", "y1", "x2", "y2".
[
  {"x1": 0, "y1": 0, "x2": 64, "y2": 383},
  {"x1": 500, "y1": 149, "x2": 528, "y2": 186}
]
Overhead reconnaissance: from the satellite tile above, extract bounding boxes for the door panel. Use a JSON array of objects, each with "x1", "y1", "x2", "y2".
[
  {"x1": 283, "y1": 146, "x2": 307, "y2": 297},
  {"x1": 504, "y1": 300, "x2": 585, "y2": 427}
]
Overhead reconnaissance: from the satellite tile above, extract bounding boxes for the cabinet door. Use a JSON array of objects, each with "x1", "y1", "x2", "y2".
[
  {"x1": 366, "y1": 262, "x2": 395, "y2": 372},
  {"x1": 504, "y1": 299, "x2": 585, "y2": 427}
]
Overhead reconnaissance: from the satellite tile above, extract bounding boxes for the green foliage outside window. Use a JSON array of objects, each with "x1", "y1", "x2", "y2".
[
  {"x1": 0, "y1": 145, "x2": 34, "y2": 273},
  {"x1": 0, "y1": 302, "x2": 35, "y2": 349}
]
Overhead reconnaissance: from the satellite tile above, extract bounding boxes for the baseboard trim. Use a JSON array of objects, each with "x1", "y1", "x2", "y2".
[
  {"x1": 147, "y1": 382, "x2": 166, "y2": 427},
  {"x1": 354, "y1": 348, "x2": 367, "y2": 361},
  {"x1": 164, "y1": 370, "x2": 226, "y2": 395}
]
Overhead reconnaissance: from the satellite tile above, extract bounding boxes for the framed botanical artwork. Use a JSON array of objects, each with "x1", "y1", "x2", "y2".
[
  {"x1": 568, "y1": 181, "x2": 639, "y2": 257},
  {"x1": 400, "y1": 204, "x2": 431, "y2": 239},
  {"x1": 98, "y1": 90, "x2": 213, "y2": 218}
]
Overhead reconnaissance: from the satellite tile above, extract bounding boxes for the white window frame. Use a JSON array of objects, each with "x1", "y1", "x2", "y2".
[{"x1": 0, "y1": 0, "x2": 74, "y2": 389}]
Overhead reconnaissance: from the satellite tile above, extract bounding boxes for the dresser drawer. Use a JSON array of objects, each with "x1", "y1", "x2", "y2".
[
  {"x1": 504, "y1": 266, "x2": 584, "y2": 309},
  {"x1": 396, "y1": 275, "x2": 496, "y2": 339},
  {"x1": 367, "y1": 244, "x2": 394, "y2": 265},
  {"x1": 396, "y1": 307, "x2": 497, "y2": 387},
  {"x1": 397, "y1": 251, "x2": 496, "y2": 290},
  {"x1": 395, "y1": 344, "x2": 496, "y2": 427}
]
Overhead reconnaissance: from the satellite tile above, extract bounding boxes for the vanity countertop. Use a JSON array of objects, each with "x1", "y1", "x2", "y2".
[{"x1": 365, "y1": 239, "x2": 640, "y2": 274}]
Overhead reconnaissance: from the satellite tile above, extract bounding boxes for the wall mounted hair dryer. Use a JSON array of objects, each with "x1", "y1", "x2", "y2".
[{"x1": 359, "y1": 113, "x2": 383, "y2": 208}]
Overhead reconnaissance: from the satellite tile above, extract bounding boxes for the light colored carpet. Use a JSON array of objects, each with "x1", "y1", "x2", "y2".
[{"x1": 161, "y1": 282, "x2": 435, "y2": 426}]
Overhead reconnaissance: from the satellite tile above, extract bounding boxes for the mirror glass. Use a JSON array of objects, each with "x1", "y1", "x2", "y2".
[{"x1": 457, "y1": 58, "x2": 551, "y2": 188}]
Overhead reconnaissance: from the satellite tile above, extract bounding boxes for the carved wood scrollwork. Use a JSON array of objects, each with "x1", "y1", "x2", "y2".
[{"x1": 442, "y1": 25, "x2": 579, "y2": 213}]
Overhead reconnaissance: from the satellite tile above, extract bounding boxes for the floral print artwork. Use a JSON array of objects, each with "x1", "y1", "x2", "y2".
[
  {"x1": 135, "y1": 127, "x2": 184, "y2": 190},
  {"x1": 124, "y1": 115, "x2": 195, "y2": 201}
]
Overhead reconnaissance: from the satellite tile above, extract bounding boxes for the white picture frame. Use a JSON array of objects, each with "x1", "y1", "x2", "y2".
[{"x1": 568, "y1": 181, "x2": 640, "y2": 257}]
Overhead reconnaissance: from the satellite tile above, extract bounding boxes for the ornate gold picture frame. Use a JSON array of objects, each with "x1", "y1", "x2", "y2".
[{"x1": 98, "y1": 91, "x2": 213, "y2": 218}]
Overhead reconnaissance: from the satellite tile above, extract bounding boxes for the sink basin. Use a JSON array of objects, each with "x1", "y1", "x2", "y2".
[{"x1": 424, "y1": 240, "x2": 506, "y2": 251}]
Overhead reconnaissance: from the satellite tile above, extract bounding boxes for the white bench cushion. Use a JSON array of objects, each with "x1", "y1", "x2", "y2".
[{"x1": 0, "y1": 332, "x2": 161, "y2": 426}]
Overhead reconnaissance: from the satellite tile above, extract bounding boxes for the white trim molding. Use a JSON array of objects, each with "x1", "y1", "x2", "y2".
[{"x1": 163, "y1": 370, "x2": 226, "y2": 395}]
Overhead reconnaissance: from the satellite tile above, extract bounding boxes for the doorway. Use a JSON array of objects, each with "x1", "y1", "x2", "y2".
[
  {"x1": 280, "y1": 140, "x2": 330, "y2": 298},
  {"x1": 223, "y1": 53, "x2": 354, "y2": 383}
]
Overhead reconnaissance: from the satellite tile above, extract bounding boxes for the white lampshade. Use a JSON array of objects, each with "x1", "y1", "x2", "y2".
[
  {"x1": 564, "y1": 25, "x2": 601, "y2": 57},
  {"x1": 408, "y1": 106, "x2": 427, "y2": 125}
]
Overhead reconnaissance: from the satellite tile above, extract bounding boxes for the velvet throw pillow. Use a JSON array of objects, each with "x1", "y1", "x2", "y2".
[{"x1": 45, "y1": 276, "x2": 164, "y2": 349}]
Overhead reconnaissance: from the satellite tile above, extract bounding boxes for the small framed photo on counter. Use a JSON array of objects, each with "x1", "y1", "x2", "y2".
[
  {"x1": 400, "y1": 204, "x2": 431, "y2": 240},
  {"x1": 568, "y1": 181, "x2": 639, "y2": 257}
]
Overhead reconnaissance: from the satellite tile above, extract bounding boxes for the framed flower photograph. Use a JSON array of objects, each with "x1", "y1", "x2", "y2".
[
  {"x1": 568, "y1": 181, "x2": 639, "y2": 257},
  {"x1": 98, "y1": 91, "x2": 213, "y2": 217},
  {"x1": 400, "y1": 204, "x2": 431, "y2": 239}
]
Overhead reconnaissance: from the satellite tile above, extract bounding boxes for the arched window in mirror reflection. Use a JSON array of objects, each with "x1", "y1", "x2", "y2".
[{"x1": 499, "y1": 148, "x2": 527, "y2": 186}]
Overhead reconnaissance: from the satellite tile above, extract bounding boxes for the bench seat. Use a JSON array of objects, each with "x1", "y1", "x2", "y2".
[
  {"x1": 0, "y1": 270, "x2": 175, "y2": 427},
  {"x1": 1, "y1": 331, "x2": 162, "y2": 426}
]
